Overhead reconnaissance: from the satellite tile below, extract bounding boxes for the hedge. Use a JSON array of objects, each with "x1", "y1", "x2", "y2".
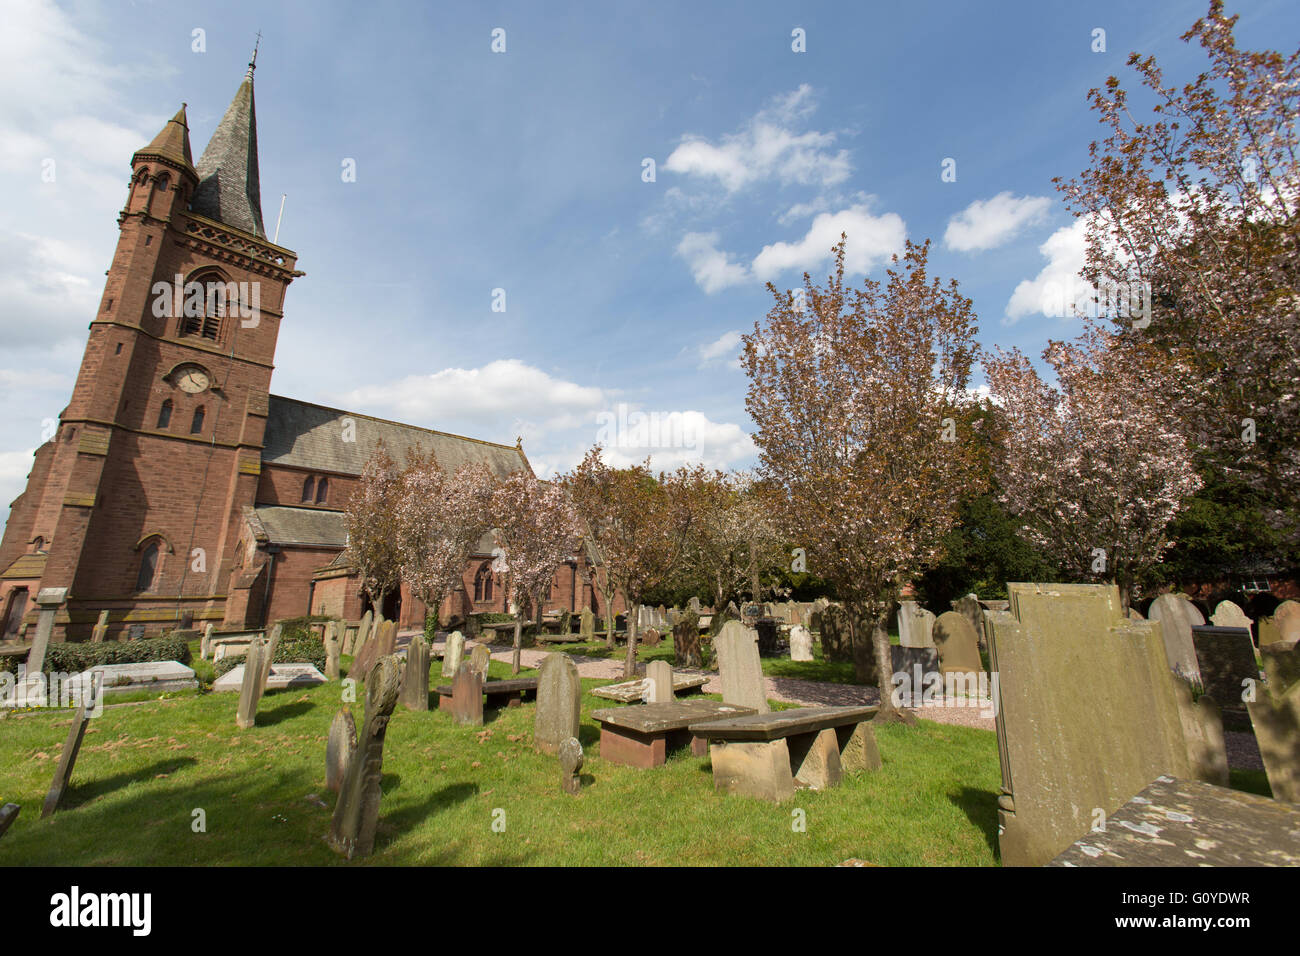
[
  {"x1": 40, "y1": 634, "x2": 192, "y2": 674},
  {"x1": 213, "y1": 636, "x2": 327, "y2": 678}
]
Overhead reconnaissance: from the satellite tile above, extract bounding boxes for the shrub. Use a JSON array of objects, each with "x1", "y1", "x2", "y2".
[
  {"x1": 42, "y1": 634, "x2": 192, "y2": 674},
  {"x1": 213, "y1": 635, "x2": 326, "y2": 678}
]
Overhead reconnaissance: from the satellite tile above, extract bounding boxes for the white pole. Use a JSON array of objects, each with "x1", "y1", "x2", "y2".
[{"x1": 273, "y1": 193, "x2": 286, "y2": 244}]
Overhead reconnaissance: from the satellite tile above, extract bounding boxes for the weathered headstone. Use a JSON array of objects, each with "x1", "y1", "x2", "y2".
[
  {"x1": 890, "y1": 645, "x2": 940, "y2": 705},
  {"x1": 952, "y1": 594, "x2": 984, "y2": 646},
  {"x1": 534, "y1": 653, "x2": 581, "y2": 754},
  {"x1": 376, "y1": 619, "x2": 397, "y2": 659},
  {"x1": 27, "y1": 587, "x2": 67, "y2": 677},
  {"x1": 988, "y1": 583, "x2": 1227, "y2": 868},
  {"x1": 0, "y1": 803, "x2": 18, "y2": 839},
  {"x1": 200, "y1": 622, "x2": 215, "y2": 658},
  {"x1": 448, "y1": 662, "x2": 484, "y2": 726},
  {"x1": 1247, "y1": 641, "x2": 1300, "y2": 803},
  {"x1": 646, "y1": 660, "x2": 674, "y2": 703},
  {"x1": 326, "y1": 708, "x2": 357, "y2": 793},
  {"x1": 714, "y1": 621, "x2": 770, "y2": 714},
  {"x1": 932, "y1": 611, "x2": 984, "y2": 685},
  {"x1": 328, "y1": 654, "x2": 404, "y2": 860},
  {"x1": 1210, "y1": 600, "x2": 1253, "y2": 634},
  {"x1": 559, "y1": 737, "x2": 583, "y2": 795},
  {"x1": 441, "y1": 630, "x2": 465, "y2": 678},
  {"x1": 1191, "y1": 625, "x2": 1258, "y2": 720},
  {"x1": 672, "y1": 615, "x2": 702, "y2": 668},
  {"x1": 579, "y1": 607, "x2": 595, "y2": 641},
  {"x1": 897, "y1": 601, "x2": 936, "y2": 649},
  {"x1": 1258, "y1": 616, "x2": 1284, "y2": 646},
  {"x1": 1274, "y1": 601, "x2": 1300, "y2": 644},
  {"x1": 90, "y1": 610, "x2": 110, "y2": 644},
  {"x1": 469, "y1": 643, "x2": 491, "y2": 682},
  {"x1": 818, "y1": 605, "x2": 853, "y2": 663},
  {"x1": 789, "y1": 624, "x2": 814, "y2": 662},
  {"x1": 641, "y1": 627, "x2": 661, "y2": 648},
  {"x1": 1148, "y1": 593, "x2": 1205, "y2": 682},
  {"x1": 41, "y1": 704, "x2": 90, "y2": 818},
  {"x1": 323, "y1": 621, "x2": 342, "y2": 680},
  {"x1": 259, "y1": 623, "x2": 283, "y2": 693},
  {"x1": 400, "y1": 634, "x2": 430, "y2": 711},
  {"x1": 235, "y1": 637, "x2": 268, "y2": 730}
]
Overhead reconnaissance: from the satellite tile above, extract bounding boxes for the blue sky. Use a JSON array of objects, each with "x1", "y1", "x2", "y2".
[{"x1": 2, "y1": 0, "x2": 1297, "y2": 520}]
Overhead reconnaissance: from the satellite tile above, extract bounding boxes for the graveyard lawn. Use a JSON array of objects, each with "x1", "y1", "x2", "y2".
[{"x1": 0, "y1": 661, "x2": 1003, "y2": 866}]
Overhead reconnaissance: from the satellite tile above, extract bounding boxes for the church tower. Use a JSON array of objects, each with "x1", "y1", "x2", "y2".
[{"x1": 0, "y1": 54, "x2": 302, "y2": 640}]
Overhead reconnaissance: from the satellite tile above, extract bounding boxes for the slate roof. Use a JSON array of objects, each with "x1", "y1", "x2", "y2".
[
  {"x1": 253, "y1": 506, "x2": 346, "y2": 548},
  {"x1": 190, "y1": 70, "x2": 264, "y2": 237},
  {"x1": 262, "y1": 395, "x2": 531, "y2": 479},
  {"x1": 134, "y1": 106, "x2": 194, "y2": 171}
]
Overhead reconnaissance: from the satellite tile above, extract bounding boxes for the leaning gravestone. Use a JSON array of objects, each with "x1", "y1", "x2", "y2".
[
  {"x1": 326, "y1": 709, "x2": 357, "y2": 793},
  {"x1": 1247, "y1": 641, "x2": 1300, "y2": 804},
  {"x1": 0, "y1": 803, "x2": 18, "y2": 839},
  {"x1": 400, "y1": 634, "x2": 430, "y2": 711},
  {"x1": 645, "y1": 660, "x2": 674, "y2": 703},
  {"x1": 323, "y1": 622, "x2": 342, "y2": 680},
  {"x1": 42, "y1": 704, "x2": 90, "y2": 818},
  {"x1": 1210, "y1": 600, "x2": 1253, "y2": 634},
  {"x1": 27, "y1": 587, "x2": 67, "y2": 678},
  {"x1": 259, "y1": 623, "x2": 284, "y2": 693},
  {"x1": 328, "y1": 654, "x2": 404, "y2": 860},
  {"x1": 90, "y1": 610, "x2": 110, "y2": 644},
  {"x1": 559, "y1": 737, "x2": 584, "y2": 795},
  {"x1": 987, "y1": 583, "x2": 1227, "y2": 868},
  {"x1": 1191, "y1": 625, "x2": 1258, "y2": 723},
  {"x1": 714, "y1": 621, "x2": 770, "y2": 714},
  {"x1": 789, "y1": 625, "x2": 814, "y2": 662},
  {"x1": 235, "y1": 637, "x2": 269, "y2": 730},
  {"x1": 1148, "y1": 594, "x2": 1205, "y2": 683},
  {"x1": 469, "y1": 644, "x2": 491, "y2": 682},
  {"x1": 672, "y1": 615, "x2": 703, "y2": 668},
  {"x1": 441, "y1": 631, "x2": 465, "y2": 678},
  {"x1": 535, "y1": 653, "x2": 581, "y2": 755},
  {"x1": 932, "y1": 611, "x2": 984, "y2": 686},
  {"x1": 350, "y1": 617, "x2": 382, "y2": 681}
]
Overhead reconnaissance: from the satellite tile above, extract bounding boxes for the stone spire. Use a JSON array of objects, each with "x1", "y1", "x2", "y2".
[
  {"x1": 190, "y1": 50, "x2": 265, "y2": 237},
  {"x1": 133, "y1": 105, "x2": 194, "y2": 170}
]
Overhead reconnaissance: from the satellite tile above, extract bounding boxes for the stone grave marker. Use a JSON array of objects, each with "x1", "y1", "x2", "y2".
[
  {"x1": 641, "y1": 627, "x2": 661, "y2": 648},
  {"x1": 890, "y1": 646, "x2": 940, "y2": 705},
  {"x1": 79, "y1": 661, "x2": 197, "y2": 697},
  {"x1": 932, "y1": 611, "x2": 984, "y2": 684},
  {"x1": 441, "y1": 630, "x2": 465, "y2": 678},
  {"x1": 789, "y1": 624, "x2": 814, "y2": 662},
  {"x1": 0, "y1": 803, "x2": 18, "y2": 839},
  {"x1": 259, "y1": 623, "x2": 284, "y2": 694},
  {"x1": 1274, "y1": 601, "x2": 1300, "y2": 644},
  {"x1": 988, "y1": 583, "x2": 1227, "y2": 867},
  {"x1": 952, "y1": 594, "x2": 985, "y2": 646},
  {"x1": 42, "y1": 704, "x2": 90, "y2": 818},
  {"x1": 672, "y1": 615, "x2": 703, "y2": 668},
  {"x1": 326, "y1": 709, "x2": 357, "y2": 793},
  {"x1": 213, "y1": 662, "x2": 326, "y2": 693},
  {"x1": 400, "y1": 634, "x2": 430, "y2": 711},
  {"x1": 645, "y1": 660, "x2": 674, "y2": 703},
  {"x1": 1148, "y1": 594, "x2": 1205, "y2": 682},
  {"x1": 323, "y1": 622, "x2": 342, "y2": 680},
  {"x1": 714, "y1": 620, "x2": 770, "y2": 714},
  {"x1": 897, "y1": 601, "x2": 936, "y2": 649},
  {"x1": 235, "y1": 637, "x2": 269, "y2": 729},
  {"x1": 818, "y1": 605, "x2": 854, "y2": 663},
  {"x1": 469, "y1": 644, "x2": 491, "y2": 682},
  {"x1": 1258, "y1": 616, "x2": 1284, "y2": 647},
  {"x1": 1210, "y1": 600, "x2": 1253, "y2": 634},
  {"x1": 1247, "y1": 641, "x2": 1300, "y2": 803},
  {"x1": 200, "y1": 622, "x2": 216, "y2": 658},
  {"x1": 1191, "y1": 625, "x2": 1258, "y2": 720},
  {"x1": 534, "y1": 653, "x2": 581, "y2": 754},
  {"x1": 90, "y1": 610, "x2": 110, "y2": 644},
  {"x1": 579, "y1": 608, "x2": 595, "y2": 641},
  {"x1": 559, "y1": 737, "x2": 583, "y2": 795},
  {"x1": 27, "y1": 587, "x2": 67, "y2": 677},
  {"x1": 328, "y1": 654, "x2": 404, "y2": 860},
  {"x1": 448, "y1": 662, "x2": 484, "y2": 726}
]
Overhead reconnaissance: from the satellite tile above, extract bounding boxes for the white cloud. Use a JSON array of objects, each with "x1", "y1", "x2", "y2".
[
  {"x1": 595, "y1": 407, "x2": 756, "y2": 472},
  {"x1": 663, "y1": 84, "x2": 851, "y2": 193},
  {"x1": 1005, "y1": 219, "x2": 1093, "y2": 323},
  {"x1": 0, "y1": 448, "x2": 37, "y2": 514},
  {"x1": 676, "y1": 233, "x2": 749, "y2": 293},
  {"x1": 944, "y1": 192, "x2": 1052, "y2": 252},
  {"x1": 696, "y1": 330, "x2": 743, "y2": 369},
  {"x1": 751, "y1": 204, "x2": 906, "y2": 281}
]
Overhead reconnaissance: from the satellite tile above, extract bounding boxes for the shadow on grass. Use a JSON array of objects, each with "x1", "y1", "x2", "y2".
[
  {"x1": 378, "y1": 781, "x2": 478, "y2": 846},
  {"x1": 61, "y1": 756, "x2": 198, "y2": 811},
  {"x1": 949, "y1": 785, "x2": 1000, "y2": 857},
  {"x1": 256, "y1": 699, "x2": 315, "y2": 727}
]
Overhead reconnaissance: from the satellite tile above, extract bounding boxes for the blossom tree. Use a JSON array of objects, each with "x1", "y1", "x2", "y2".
[
  {"x1": 490, "y1": 472, "x2": 579, "y2": 674},
  {"x1": 678, "y1": 469, "x2": 787, "y2": 609},
  {"x1": 342, "y1": 442, "x2": 403, "y2": 619},
  {"x1": 742, "y1": 236, "x2": 985, "y2": 720},
  {"x1": 984, "y1": 322, "x2": 1203, "y2": 609},
  {"x1": 1057, "y1": 0, "x2": 1299, "y2": 538},
  {"x1": 396, "y1": 450, "x2": 496, "y2": 630}
]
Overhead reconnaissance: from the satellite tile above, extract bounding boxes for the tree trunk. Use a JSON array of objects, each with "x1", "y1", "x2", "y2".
[
  {"x1": 603, "y1": 588, "x2": 617, "y2": 648},
  {"x1": 511, "y1": 610, "x2": 522, "y2": 676},
  {"x1": 869, "y1": 602, "x2": 913, "y2": 725},
  {"x1": 623, "y1": 600, "x2": 639, "y2": 679}
]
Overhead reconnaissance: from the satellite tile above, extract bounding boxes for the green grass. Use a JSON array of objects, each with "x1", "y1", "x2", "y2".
[{"x1": 0, "y1": 657, "x2": 1003, "y2": 866}]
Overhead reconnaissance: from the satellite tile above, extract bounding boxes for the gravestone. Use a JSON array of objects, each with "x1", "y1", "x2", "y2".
[
  {"x1": 789, "y1": 625, "x2": 814, "y2": 662},
  {"x1": 1247, "y1": 641, "x2": 1300, "y2": 803},
  {"x1": 78, "y1": 661, "x2": 197, "y2": 697},
  {"x1": 932, "y1": 611, "x2": 984, "y2": 683},
  {"x1": 534, "y1": 653, "x2": 581, "y2": 754},
  {"x1": 328, "y1": 654, "x2": 404, "y2": 860},
  {"x1": 400, "y1": 634, "x2": 430, "y2": 711},
  {"x1": 441, "y1": 630, "x2": 465, "y2": 678},
  {"x1": 579, "y1": 608, "x2": 595, "y2": 641},
  {"x1": 988, "y1": 583, "x2": 1227, "y2": 868},
  {"x1": 1211, "y1": 600, "x2": 1253, "y2": 634},
  {"x1": 559, "y1": 737, "x2": 584, "y2": 795},
  {"x1": 641, "y1": 627, "x2": 661, "y2": 648},
  {"x1": 672, "y1": 615, "x2": 703, "y2": 668},
  {"x1": 0, "y1": 803, "x2": 18, "y2": 839},
  {"x1": 1148, "y1": 594, "x2": 1205, "y2": 682},
  {"x1": 41, "y1": 704, "x2": 90, "y2": 818},
  {"x1": 355, "y1": 610, "x2": 374, "y2": 653},
  {"x1": 897, "y1": 601, "x2": 936, "y2": 649},
  {"x1": 1127, "y1": 607, "x2": 1145, "y2": 621},
  {"x1": 376, "y1": 619, "x2": 397, "y2": 660},
  {"x1": 259, "y1": 623, "x2": 284, "y2": 693},
  {"x1": 469, "y1": 644, "x2": 491, "y2": 682},
  {"x1": 688, "y1": 596, "x2": 702, "y2": 614},
  {"x1": 890, "y1": 646, "x2": 940, "y2": 705},
  {"x1": 326, "y1": 709, "x2": 357, "y2": 793},
  {"x1": 818, "y1": 605, "x2": 853, "y2": 663},
  {"x1": 200, "y1": 622, "x2": 215, "y2": 658},
  {"x1": 213, "y1": 662, "x2": 325, "y2": 693},
  {"x1": 90, "y1": 610, "x2": 110, "y2": 644},
  {"x1": 1191, "y1": 625, "x2": 1258, "y2": 720},
  {"x1": 27, "y1": 587, "x2": 67, "y2": 677},
  {"x1": 235, "y1": 637, "x2": 268, "y2": 729},
  {"x1": 952, "y1": 594, "x2": 984, "y2": 646},
  {"x1": 714, "y1": 621, "x2": 770, "y2": 714},
  {"x1": 755, "y1": 619, "x2": 780, "y2": 656},
  {"x1": 448, "y1": 663, "x2": 484, "y2": 726},
  {"x1": 646, "y1": 660, "x2": 674, "y2": 703},
  {"x1": 1274, "y1": 601, "x2": 1300, "y2": 644},
  {"x1": 323, "y1": 622, "x2": 342, "y2": 680},
  {"x1": 1258, "y1": 616, "x2": 1284, "y2": 647},
  {"x1": 350, "y1": 616, "x2": 381, "y2": 680}
]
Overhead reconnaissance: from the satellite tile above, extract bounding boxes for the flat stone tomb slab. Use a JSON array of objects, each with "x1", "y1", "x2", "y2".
[
  {"x1": 212, "y1": 663, "x2": 327, "y2": 692},
  {"x1": 435, "y1": 677, "x2": 539, "y2": 710},
  {"x1": 77, "y1": 661, "x2": 198, "y2": 697},
  {"x1": 1050, "y1": 775, "x2": 1300, "y2": 866},
  {"x1": 590, "y1": 674, "x2": 708, "y2": 703},
  {"x1": 689, "y1": 705, "x2": 882, "y2": 803},
  {"x1": 593, "y1": 699, "x2": 756, "y2": 768}
]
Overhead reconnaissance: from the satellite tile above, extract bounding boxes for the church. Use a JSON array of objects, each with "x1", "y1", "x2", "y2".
[{"x1": 0, "y1": 60, "x2": 613, "y2": 643}]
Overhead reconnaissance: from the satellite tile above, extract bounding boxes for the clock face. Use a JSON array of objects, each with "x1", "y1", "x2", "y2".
[{"x1": 175, "y1": 365, "x2": 210, "y2": 394}]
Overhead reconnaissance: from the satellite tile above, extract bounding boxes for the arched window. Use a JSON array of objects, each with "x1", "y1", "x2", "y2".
[
  {"x1": 157, "y1": 400, "x2": 173, "y2": 429},
  {"x1": 136, "y1": 540, "x2": 160, "y2": 592},
  {"x1": 474, "y1": 563, "x2": 495, "y2": 603},
  {"x1": 179, "y1": 271, "x2": 230, "y2": 342},
  {"x1": 155, "y1": 173, "x2": 170, "y2": 192},
  {"x1": 31, "y1": 537, "x2": 44, "y2": 552},
  {"x1": 301, "y1": 475, "x2": 315, "y2": 503},
  {"x1": 190, "y1": 405, "x2": 205, "y2": 435},
  {"x1": 314, "y1": 476, "x2": 328, "y2": 504}
]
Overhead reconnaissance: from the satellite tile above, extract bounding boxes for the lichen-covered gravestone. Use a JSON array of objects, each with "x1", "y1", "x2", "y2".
[
  {"x1": 579, "y1": 608, "x2": 595, "y2": 641},
  {"x1": 42, "y1": 704, "x2": 90, "y2": 818},
  {"x1": 1274, "y1": 601, "x2": 1300, "y2": 644},
  {"x1": 714, "y1": 621, "x2": 770, "y2": 714},
  {"x1": 469, "y1": 644, "x2": 490, "y2": 682},
  {"x1": 818, "y1": 605, "x2": 854, "y2": 663},
  {"x1": 672, "y1": 615, "x2": 702, "y2": 668},
  {"x1": 646, "y1": 660, "x2": 674, "y2": 703},
  {"x1": 27, "y1": 587, "x2": 67, "y2": 677},
  {"x1": 235, "y1": 637, "x2": 269, "y2": 730},
  {"x1": 1191, "y1": 625, "x2": 1257, "y2": 723},
  {"x1": 1210, "y1": 600, "x2": 1253, "y2": 633},
  {"x1": 789, "y1": 625, "x2": 814, "y2": 662},
  {"x1": 448, "y1": 662, "x2": 484, "y2": 726},
  {"x1": 329, "y1": 655, "x2": 404, "y2": 860},
  {"x1": 932, "y1": 611, "x2": 984, "y2": 686},
  {"x1": 400, "y1": 634, "x2": 430, "y2": 711},
  {"x1": 1247, "y1": 641, "x2": 1300, "y2": 804},
  {"x1": 952, "y1": 594, "x2": 985, "y2": 647},
  {"x1": 534, "y1": 653, "x2": 581, "y2": 754},
  {"x1": 323, "y1": 622, "x2": 342, "y2": 680},
  {"x1": 326, "y1": 709, "x2": 357, "y2": 793},
  {"x1": 441, "y1": 631, "x2": 465, "y2": 679},
  {"x1": 259, "y1": 623, "x2": 284, "y2": 693},
  {"x1": 559, "y1": 737, "x2": 583, "y2": 795},
  {"x1": 897, "y1": 601, "x2": 936, "y2": 649},
  {"x1": 1148, "y1": 594, "x2": 1205, "y2": 683}
]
